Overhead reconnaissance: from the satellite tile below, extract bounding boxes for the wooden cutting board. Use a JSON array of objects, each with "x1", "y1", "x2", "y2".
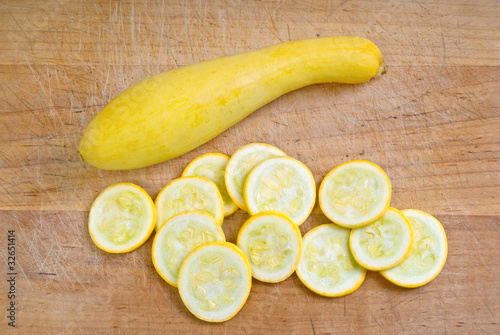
[{"x1": 0, "y1": 0, "x2": 498, "y2": 333}]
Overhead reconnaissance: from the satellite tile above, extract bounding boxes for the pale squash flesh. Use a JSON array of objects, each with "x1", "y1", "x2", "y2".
[{"x1": 79, "y1": 37, "x2": 384, "y2": 170}]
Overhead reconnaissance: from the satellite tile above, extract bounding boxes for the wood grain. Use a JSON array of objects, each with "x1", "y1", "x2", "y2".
[{"x1": 0, "y1": 0, "x2": 499, "y2": 334}]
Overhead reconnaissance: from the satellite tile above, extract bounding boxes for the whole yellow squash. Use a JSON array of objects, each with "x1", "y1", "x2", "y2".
[{"x1": 79, "y1": 37, "x2": 384, "y2": 170}]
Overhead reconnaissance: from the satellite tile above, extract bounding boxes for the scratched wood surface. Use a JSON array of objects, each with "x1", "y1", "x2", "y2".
[{"x1": 0, "y1": 0, "x2": 499, "y2": 333}]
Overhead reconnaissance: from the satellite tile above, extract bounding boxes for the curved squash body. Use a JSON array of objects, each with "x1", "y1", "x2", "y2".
[{"x1": 79, "y1": 37, "x2": 384, "y2": 170}]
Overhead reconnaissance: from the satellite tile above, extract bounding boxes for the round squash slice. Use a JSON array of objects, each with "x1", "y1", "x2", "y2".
[
  {"x1": 237, "y1": 212, "x2": 302, "y2": 283},
  {"x1": 178, "y1": 242, "x2": 251, "y2": 322},
  {"x1": 296, "y1": 224, "x2": 366, "y2": 297},
  {"x1": 88, "y1": 183, "x2": 156, "y2": 253},
  {"x1": 319, "y1": 160, "x2": 391, "y2": 229},
  {"x1": 350, "y1": 207, "x2": 414, "y2": 271},
  {"x1": 243, "y1": 156, "x2": 316, "y2": 226}
]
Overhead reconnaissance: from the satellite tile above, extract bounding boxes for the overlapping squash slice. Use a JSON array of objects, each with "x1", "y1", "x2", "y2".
[
  {"x1": 155, "y1": 176, "x2": 224, "y2": 230},
  {"x1": 319, "y1": 160, "x2": 391, "y2": 229},
  {"x1": 350, "y1": 207, "x2": 414, "y2": 271},
  {"x1": 243, "y1": 157, "x2": 316, "y2": 226},
  {"x1": 225, "y1": 143, "x2": 286, "y2": 211},
  {"x1": 182, "y1": 153, "x2": 238, "y2": 217},
  {"x1": 296, "y1": 224, "x2": 366, "y2": 297},
  {"x1": 152, "y1": 212, "x2": 225, "y2": 287},
  {"x1": 380, "y1": 209, "x2": 447, "y2": 288},
  {"x1": 237, "y1": 212, "x2": 302, "y2": 283},
  {"x1": 178, "y1": 242, "x2": 251, "y2": 322}
]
